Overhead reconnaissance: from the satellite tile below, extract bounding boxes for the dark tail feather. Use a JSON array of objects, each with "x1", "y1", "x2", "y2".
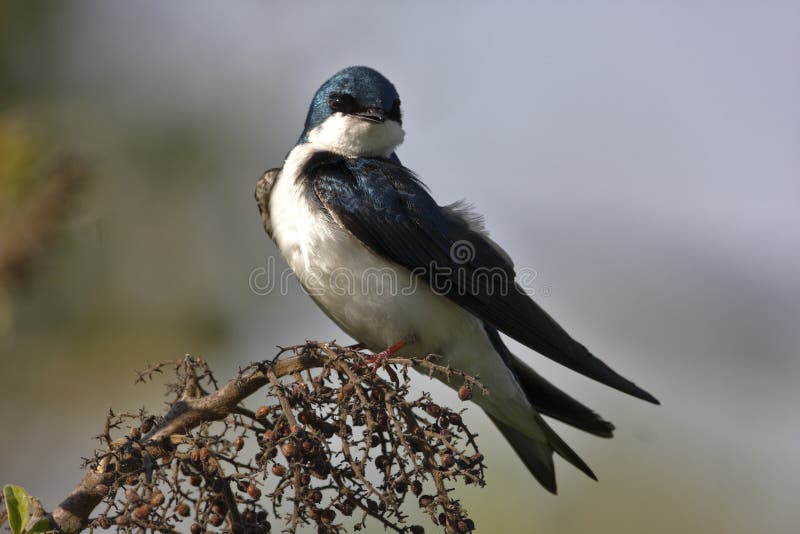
[
  {"x1": 484, "y1": 324, "x2": 610, "y2": 490},
  {"x1": 489, "y1": 415, "x2": 558, "y2": 493},
  {"x1": 534, "y1": 413, "x2": 597, "y2": 481},
  {"x1": 499, "y1": 285, "x2": 660, "y2": 404},
  {"x1": 485, "y1": 325, "x2": 615, "y2": 437},
  {"x1": 490, "y1": 413, "x2": 598, "y2": 495},
  {"x1": 510, "y1": 355, "x2": 615, "y2": 438}
]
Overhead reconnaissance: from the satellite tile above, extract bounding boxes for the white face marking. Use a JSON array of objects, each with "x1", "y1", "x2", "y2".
[{"x1": 307, "y1": 113, "x2": 405, "y2": 158}]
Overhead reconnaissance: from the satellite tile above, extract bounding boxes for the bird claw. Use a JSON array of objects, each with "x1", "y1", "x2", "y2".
[{"x1": 358, "y1": 340, "x2": 407, "y2": 374}]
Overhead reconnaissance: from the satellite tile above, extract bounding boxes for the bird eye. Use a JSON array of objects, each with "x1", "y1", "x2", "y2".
[
  {"x1": 329, "y1": 93, "x2": 357, "y2": 113},
  {"x1": 388, "y1": 99, "x2": 402, "y2": 123}
]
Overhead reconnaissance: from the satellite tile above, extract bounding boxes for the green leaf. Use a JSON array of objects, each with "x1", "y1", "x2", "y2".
[
  {"x1": 3, "y1": 484, "x2": 30, "y2": 534},
  {"x1": 26, "y1": 518, "x2": 52, "y2": 533}
]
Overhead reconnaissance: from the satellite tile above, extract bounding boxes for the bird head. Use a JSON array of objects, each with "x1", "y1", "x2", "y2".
[{"x1": 300, "y1": 66, "x2": 404, "y2": 158}]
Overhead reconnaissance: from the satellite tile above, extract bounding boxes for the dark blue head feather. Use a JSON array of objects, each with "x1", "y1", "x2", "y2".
[{"x1": 301, "y1": 66, "x2": 401, "y2": 139}]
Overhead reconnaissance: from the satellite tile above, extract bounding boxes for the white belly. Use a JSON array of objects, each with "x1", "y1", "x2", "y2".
[{"x1": 269, "y1": 144, "x2": 540, "y2": 436}]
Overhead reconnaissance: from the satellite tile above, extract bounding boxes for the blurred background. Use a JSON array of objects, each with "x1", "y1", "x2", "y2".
[{"x1": 1, "y1": 1, "x2": 799, "y2": 532}]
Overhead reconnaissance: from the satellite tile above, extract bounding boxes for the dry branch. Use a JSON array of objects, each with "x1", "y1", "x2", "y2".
[{"x1": 39, "y1": 341, "x2": 485, "y2": 534}]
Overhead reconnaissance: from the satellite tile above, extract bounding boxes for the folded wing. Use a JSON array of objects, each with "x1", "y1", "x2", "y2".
[{"x1": 308, "y1": 153, "x2": 658, "y2": 404}]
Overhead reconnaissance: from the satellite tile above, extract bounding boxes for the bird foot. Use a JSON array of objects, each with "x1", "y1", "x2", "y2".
[{"x1": 362, "y1": 340, "x2": 407, "y2": 374}]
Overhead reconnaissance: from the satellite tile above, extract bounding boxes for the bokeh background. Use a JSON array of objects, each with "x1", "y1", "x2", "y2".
[{"x1": 2, "y1": 2, "x2": 799, "y2": 533}]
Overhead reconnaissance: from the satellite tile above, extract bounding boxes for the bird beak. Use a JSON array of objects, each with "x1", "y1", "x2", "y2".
[{"x1": 353, "y1": 108, "x2": 386, "y2": 123}]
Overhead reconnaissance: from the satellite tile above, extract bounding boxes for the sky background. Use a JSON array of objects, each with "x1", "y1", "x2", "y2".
[{"x1": 2, "y1": 2, "x2": 799, "y2": 533}]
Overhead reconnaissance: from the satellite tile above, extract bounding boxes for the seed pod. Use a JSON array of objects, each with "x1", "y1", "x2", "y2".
[
  {"x1": 374, "y1": 455, "x2": 389, "y2": 469},
  {"x1": 205, "y1": 456, "x2": 220, "y2": 475},
  {"x1": 438, "y1": 512, "x2": 446, "y2": 525},
  {"x1": 199, "y1": 447, "x2": 210, "y2": 461},
  {"x1": 457, "y1": 384, "x2": 472, "y2": 401},
  {"x1": 448, "y1": 413, "x2": 462, "y2": 425},
  {"x1": 418, "y1": 495, "x2": 435, "y2": 508},
  {"x1": 211, "y1": 477, "x2": 225, "y2": 493},
  {"x1": 441, "y1": 453, "x2": 455, "y2": 468},
  {"x1": 129, "y1": 427, "x2": 141, "y2": 439},
  {"x1": 301, "y1": 439, "x2": 314, "y2": 454},
  {"x1": 190, "y1": 449, "x2": 201, "y2": 463},
  {"x1": 212, "y1": 500, "x2": 227, "y2": 515},
  {"x1": 411, "y1": 480, "x2": 423, "y2": 496},
  {"x1": 271, "y1": 464, "x2": 287, "y2": 477},
  {"x1": 465, "y1": 519, "x2": 475, "y2": 531},
  {"x1": 247, "y1": 484, "x2": 261, "y2": 499},
  {"x1": 308, "y1": 507, "x2": 320, "y2": 520},
  {"x1": 115, "y1": 515, "x2": 128, "y2": 526},
  {"x1": 233, "y1": 437, "x2": 245, "y2": 451},
  {"x1": 456, "y1": 519, "x2": 471, "y2": 533},
  {"x1": 95, "y1": 484, "x2": 109, "y2": 496},
  {"x1": 133, "y1": 504, "x2": 150, "y2": 519},
  {"x1": 300, "y1": 472, "x2": 311, "y2": 485},
  {"x1": 394, "y1": 480, "x2": 407, "y2": 493},
  {"x1": 256, "y1": 406, "x2": 271, "y2": 419},
  {"x1": 125, "y1": 474, "x2": 139, "y2": 486},
  {"x1": 338, "y1": 383, "x2": 354, "y2": 402},
  {"x1": 339, "y1": 500, "x2": 354, "y2": 516},
  {"x1": 425, "y1": 403, "x2": 441, "y2": 417},
  {"x1": 281, "y1": 440, "x2": 297, "y2": 458},
  {"x1": 176, "y1": 503, "x2": 191, "y2": 517},
  {"x1": 321, "y1": 508, "x2": 336, "y2": 523},
  {"x1": 190, "y1": 523, "x2": 202, "y2": 534},
  {"x1": 311, "y1": 460, "x2": 330, "y2": 479},
  {"x1": 189, "y1": 475, "x2": 202, "y2": 487},
  {"x1": 257, "y1": 511, "x2": 268, "y2": 522},
  {"x1": 470, "y1": 453, "x2": 484, "y2": 465},
  {"x1": 263, "y1": 430, "x2": 274, "y2": 441},
  {"x1": 150, "y1": 490, "x2": 165, "y2": 506},
  {"x1": 125, "y1": 489, "x2": 139, "y2": 503},
  {"x1": 210, "y1": 513, "x2": 224, "y2": 527},
  {"x1": 366, "y1": 499, "x2": 379, "y2": 514},
  {"x1": 309, "y1": 489, "x2": 323, "y2": 504},
  {"x1": 98, "y1": 517, "x2": 111, "y2": 529},
  {"x1": 244, "y1": 510, "x2": 257, "y2": 524}
]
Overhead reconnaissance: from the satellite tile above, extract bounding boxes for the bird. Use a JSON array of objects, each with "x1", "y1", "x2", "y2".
[{"x1": 255, "y1": 65, "x2": 658, "y2": 493}]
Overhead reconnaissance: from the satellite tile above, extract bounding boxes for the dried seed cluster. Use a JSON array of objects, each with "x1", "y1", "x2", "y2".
[{"x1": 84, "y1": 342, "x2": 486, "y2": 533}]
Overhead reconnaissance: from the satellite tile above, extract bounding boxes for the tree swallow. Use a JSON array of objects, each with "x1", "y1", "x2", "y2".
[{"x1": 256, "y1": 66, "x2": 658, "y2": 493}]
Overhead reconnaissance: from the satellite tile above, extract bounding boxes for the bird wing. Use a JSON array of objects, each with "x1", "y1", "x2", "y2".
[
  {"x1": 255, "y1": 168, "x2": 281, "y2": 237},
  {"x1": 308, "y1": 153, "x2": 657, "y2": 403}
]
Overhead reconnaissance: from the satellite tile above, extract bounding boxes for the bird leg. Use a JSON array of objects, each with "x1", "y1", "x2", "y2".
[{"x1": 363, "y1": 339, "x2": 407, "y2": 373}]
